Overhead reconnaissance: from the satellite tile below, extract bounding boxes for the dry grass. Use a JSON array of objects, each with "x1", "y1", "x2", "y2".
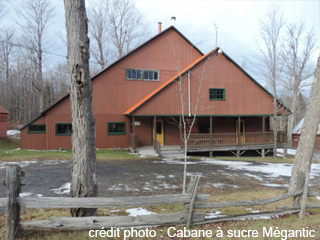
[{"x1": 1, "y1": 188, "x2": 320, "y2": 239}]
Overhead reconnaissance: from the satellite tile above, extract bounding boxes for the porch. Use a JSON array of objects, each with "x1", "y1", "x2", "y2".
[{"x1": 128, "y1": 115, "x2": 287, "y2": 156}]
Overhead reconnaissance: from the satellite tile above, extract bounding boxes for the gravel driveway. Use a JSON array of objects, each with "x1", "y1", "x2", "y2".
[{"x1": 1, "y1": 157, "x2": 320, "y2": 202}]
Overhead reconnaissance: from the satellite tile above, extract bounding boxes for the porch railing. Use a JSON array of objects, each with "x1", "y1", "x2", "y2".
[{"x1": 188, "y1": 131, "x2": 287, "y2": 148}]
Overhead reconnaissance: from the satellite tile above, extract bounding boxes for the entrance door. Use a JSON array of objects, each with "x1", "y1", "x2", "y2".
[
  {"x1": 154, "y1": 120, "x2": 164, "y2": 145},
  {"x1": 236, "y1": 119, "x2": 246, "y2": 144}
]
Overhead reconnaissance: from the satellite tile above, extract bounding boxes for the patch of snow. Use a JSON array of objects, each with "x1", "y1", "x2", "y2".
[
  {"x1": 156, "y1": 175, "x2": 165, "y2": 179},
  {"x1": 51, "y1": 182, "x2": 71, "y2": 195},
  {"x1": 0, "y1": 161, "x2": 38, "y2": 169},
  {"x1": 7, "y1": 130, "x2": 20, "y2": 136},
  {"x1": 200, "y1": 158, "x2": 320, "y2": 180},
  {"x1": 35, "y1": 194, "x2": 43, "y2": 197},
  {"x1": 20, "y1": 192, "x2": 32, "y2": 197},
  {"x1": 317, "y1": 196, "x2": 320, "y2": 201},
  {"x1": 160, "y1": 158, "x2": 200, "y2": 165},
  {"x1": 263, "y1": 183, "x2": 288, "y2": 188},
  {"x1": 205, "y1": 210, "x2": 227, "y2": 219},
  {"x1": 186, "y1": 172, "x2": 203, "y2": 177},
  {"x1": 136, "y1": 146, "x2": 159, "y2": 157},
  {"x1": 277, "y1": 148, "x2": 297, "y2": 156},
  {"x1": 251, "y1": 210, "x2": 260, "y2": 213},
  {"x1": 250, "y1": 215, "x2": 272, "y2": 220},
  {"x1": 126, "y1": 208, "x2": 156, "y2": 217},
  {"x1": 169, "y1": 175, "x2": 175, "y2": 178},
  {"x1": 4, "y1": 148, "x2": 20, "y2": 154},
  {"x1": 107, "y1": 183, "x2": 136, "y2": 192}
]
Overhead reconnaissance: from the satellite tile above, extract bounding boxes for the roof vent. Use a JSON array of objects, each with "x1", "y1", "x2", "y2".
[{"x1": 171, "y1": 17, "x2": 176, "y2": 27}]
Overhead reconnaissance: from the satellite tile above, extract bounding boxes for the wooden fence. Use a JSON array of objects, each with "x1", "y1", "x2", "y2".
[{"x1": 1, "y1": 165, "x2": 320, "y2": 239}]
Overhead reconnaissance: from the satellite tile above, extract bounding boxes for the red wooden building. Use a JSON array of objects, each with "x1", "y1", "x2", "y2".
[
  {"x1": 20, "y1": 25, "x2": 288, "y2": 154},
  {"x1": 292, "y1": 118, "x2": 320, "y2": 149},
  {"x1": 0, "y1": 105, "x2": 9, "y2": 139}
]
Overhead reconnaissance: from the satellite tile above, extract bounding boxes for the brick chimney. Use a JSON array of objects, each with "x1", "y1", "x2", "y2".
[
  {"x1": 171, "y1": 17, "x2": 176, "y2": 26},
  {"x1": 158, "y1": 22, "x2": 162, "y2": 33}
]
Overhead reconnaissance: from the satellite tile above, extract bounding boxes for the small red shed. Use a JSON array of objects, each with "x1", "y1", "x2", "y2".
[
  {"x1": 0, "y1": 105, "x2": 9, "y2": 139},
  {"x1": 292, "y1": 118, "x2": 320, "y2": 149}
]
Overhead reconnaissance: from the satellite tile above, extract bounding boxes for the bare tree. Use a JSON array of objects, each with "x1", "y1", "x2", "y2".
[
  {"x1": 64, "y1": 0, "x2": 98, "y2": 217},
  {"x1": 282, "y1": 22, "x2": 316, "y2": 150},
  {"x1": 172, "y1": 49, "x2": 216, "y2": 193},
  {"x1": 288, "y1": 55, "x2": 320, "y2": 202},
  {"x1": 255, "y1": 4, "x2": 285, "y2": 158},
  {"x1": 88, "y1": 0, "x2": 110, "y2": 70},
  {"x1": 0, "y1": 27, "x2": 15, "y2": 108},
  {"x1": 108, "y1": 0, "x2": 148, "y2": 58},
  {"x1": 16, "y1": 0, "x2": 54, "y2": 112}
]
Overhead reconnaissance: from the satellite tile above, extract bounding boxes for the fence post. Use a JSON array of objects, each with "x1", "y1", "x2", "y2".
[
  {"x1": 5, "y1": 165, "x2": 22, "y2": 240},
  {"x1": 185, "y1": 176, "x2": 200, "y2": 229}
]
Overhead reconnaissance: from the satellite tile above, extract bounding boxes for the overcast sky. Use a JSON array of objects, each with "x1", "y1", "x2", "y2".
[{"x1": 2, "y1": 0, "x2": 320, "y2": 91}]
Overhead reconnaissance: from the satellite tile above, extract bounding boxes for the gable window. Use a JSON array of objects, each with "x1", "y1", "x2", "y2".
[
  {"x1": 209, "y1": 88, "x2": 225, "y2": 101},
  {"x1": 56, "y1": 123, "x2": 72, "y2": 136},
  {"x1": 108, "y1": 122, "x2": 126, "y2": 135},
  {"x1": 28, "y1": 124, "x2": 46, "y2": 133},
  {"x1": 126, "y1": 68, "x2": 159, "y2": 81}
]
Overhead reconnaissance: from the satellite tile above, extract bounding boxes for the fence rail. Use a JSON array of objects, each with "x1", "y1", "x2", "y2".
[{"x1": 2, "y1": 165, "x2": 318, "y2": 239}]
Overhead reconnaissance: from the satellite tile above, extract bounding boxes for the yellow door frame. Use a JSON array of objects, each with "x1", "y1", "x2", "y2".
[
  {"x1": 236, "y1": 119, "x2": 246, "y2": 144},
  {"x1": 154, "y1": 119, "x2": 164, "y2": 145}
]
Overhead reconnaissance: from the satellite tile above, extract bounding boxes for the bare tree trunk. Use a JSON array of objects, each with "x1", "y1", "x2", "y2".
[
  {"x1": 288, "y1": 55, "x2": 320, "y2": 195},
  {"x1": 287, "y1": 85, "x2": 299, "y2": 147},
  {"x1": 64, "y1": 0, "x2": 98, "y2": 217},
  {"x1": 182, "y1": 127, "x2": 187, "y2": 194},
  {"x1": 273, "y1": 96, "x2": 278, "y2": 159}
]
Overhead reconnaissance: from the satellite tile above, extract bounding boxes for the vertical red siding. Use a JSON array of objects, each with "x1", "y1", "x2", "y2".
[
  {"x1": 133, "y1": 53, "x2": 285, "y2": 116},
  {"x1": 0, "y1": 113, "x2": 8, "y2": 139},
  {"x1": 21, "y1": 28, "x2": 201, "y2": 149}
]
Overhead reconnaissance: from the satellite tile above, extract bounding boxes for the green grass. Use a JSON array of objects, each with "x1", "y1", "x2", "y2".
[{"x1": 0, "y1": 138, "x2": 142, "y2": 161}]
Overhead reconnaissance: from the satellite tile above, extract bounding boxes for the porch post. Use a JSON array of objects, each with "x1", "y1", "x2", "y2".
[
  {"x1": 132, "y1": 116, "x2": 136, "y2": 152},
  {"x1": 262, "y1": 116, "x2": 266, "y2": 143},
  {"x1": 179, "y1": 116, "x2": 183, "y2": 149},
  {"x1": 210, "y1": 116, "x2": 213, "y2": 147},
  {"x1": 153, "y1": 116, "x2": 157, "y2": 144},
  {"x1": 238, "y1": 116, "x2": 241, "y2": 145}
]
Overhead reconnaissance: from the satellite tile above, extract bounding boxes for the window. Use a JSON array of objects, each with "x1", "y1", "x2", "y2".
[
  {"x1": 28, "y1": 124, "x2": 46, "y2": 133},
  {"x1": 209, "y1": 88, "x2": 225, "y2": 100},
  {"x1": 0, "y1": 116, "x2": 7, "y2": 122},
  {"x1": 56, "y1": 123, "x2": 72, "y2": 136},
  {"x1": 108, "y1": 122, "x2": 126, "y2": 135},
  {"x1": 126, "y1": 68, "x2": 159, "y2": 81}
]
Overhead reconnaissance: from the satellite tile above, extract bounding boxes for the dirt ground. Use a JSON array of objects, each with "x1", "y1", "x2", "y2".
[{"x1": 2, "y1": 157, "x2": 320, "y2": 200}]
